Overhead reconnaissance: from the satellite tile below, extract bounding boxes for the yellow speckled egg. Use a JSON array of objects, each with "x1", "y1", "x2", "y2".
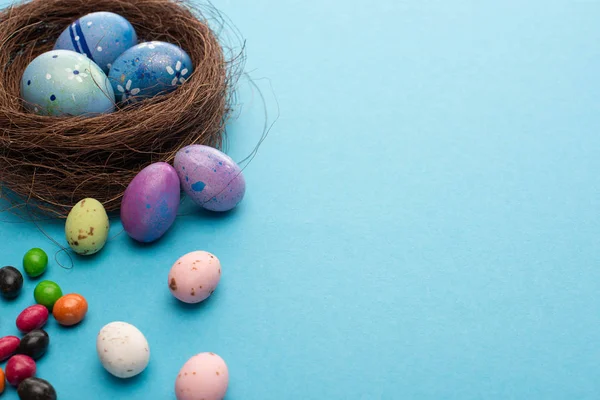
[{"x1": 65, "y1": 198, "x2": 109, "y2": 255}]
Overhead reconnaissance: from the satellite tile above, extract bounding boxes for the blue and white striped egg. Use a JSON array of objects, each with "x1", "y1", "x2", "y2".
[
  {"x1": 108, "y1": 41, "x2": 193, "y2": 103},
  {"x1": 54, "y1": 12, "x2": 138, "y2": 74}
]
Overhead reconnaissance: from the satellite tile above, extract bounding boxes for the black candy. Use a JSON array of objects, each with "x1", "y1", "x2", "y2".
[
  {"x1": 17, "y1": 377, "x2": 57, "y2": 400},
  {"x1": 0, "y1": 266, "x2": 23, "y2": 299},
  {"x1": 17, "y1": 329, "x2": 49, "y2": 360}
]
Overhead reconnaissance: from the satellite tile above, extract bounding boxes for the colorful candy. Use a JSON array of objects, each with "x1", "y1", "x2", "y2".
[
  {"x1": 168, "y1": 251, "x2": 222, "y2": 304},
  {"x1": 52, "y1": 293, "x2": 88, "y2": 326},
  {"x1": 5, "y1": 355, "x2": 36, "y2": 387},
  {"x1": 18, "y1": 377, "x2": 57, "y2": 400},
  {"x1": 175, "y1": 145, "x2": 246, "y2": 212},
  {"x1": 23, "y1": 248, "x2": 48, "y2": 278},
  {"x1": 17, "y1": 330, "x2": 49, "y2": 360},
  {"x1": 0, "y1": 266, "x2": 24, "y2": 299},
  {"x1": 65, "y1": 198, "x2": 110, "y2": 255},
  {"x1": 16, "y1": 305, "x2": 49, "y2": 333},
  {"x1": 0, "y1": 336, "x2": 21, "y2": 362},
  {"x1": 121, "y1": 162, "x2": 180, "y2": 243},
  {"x1": 0, "y1": 367, "x2": 4, "y2": 394},
  {"x1": 175, "y1": 353, "x2": 229, "y2": 400},
  {"x1": 34, "y1": 281, "x2": 63, "y2": 311},
  {"x1": 97, "y1": 321, "x2": 150, "y2": 378}
]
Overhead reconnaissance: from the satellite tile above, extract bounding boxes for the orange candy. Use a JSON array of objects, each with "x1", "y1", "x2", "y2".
[
  {"x1": 0, "y1": 367, "x2": 5, "y2": 394},
  {"x1": 52, "y1": 293, "x2": 88, "y2": 326}
]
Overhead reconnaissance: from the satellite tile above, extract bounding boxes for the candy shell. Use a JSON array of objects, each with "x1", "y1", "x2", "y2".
[
  {"x1": 53, "y1": 294, "x2": 88, "y2": 326},
  {"x1": 0, "y1": 266, "x2": 23, "y2": 299},
  {"x1": 23, "y1": 248, "x2": 48, "y2": 278},
  {"x1": 54, "y1": 12, "x2": 138, "y2": 74},
  {"x1": 21, "y1": 50, "x2": 115, "y2": 117},
  {"x1": 168, "y1": 251, "x2": 221, "y2": 304},
  {"x1": 16, "y1": 305, "x2": 49, "y2": 333},
  {"x1": 34, "y1": 281, "x2": 63, "y2": 311},
  {"x1": 108, "y1": 41, "x2": 193, "y2": 103},
  {"x1": 97, "y1": 322, "x2": 150, "y2": 378},
  {"x1": 5, "y1": 355, "x2": 36, "y2": 387},
  {"x1": 65, "y1": 198, "x2": 110, "y2": 255},
  {"x1": 0, "y1": 367, "x2": 4, "y2": 394},
  {"x1": 17, "y1": 330, "x2": 49, "y2": 360},
  {"x1": 18, "y1": 377, "x2": 57, "y2": 400},
  {"x1": 175, "y1": 145, "x2": 246, "y2": 212},
  {"x1": 0, "y1": 336, "x2": 20, "y2": 362},
  {"x1": 175, "y1": 353, "x2": 229, "y2": 400},
  {"x1": 121, "y1": 162, "x2": 180, "y2": 243}
]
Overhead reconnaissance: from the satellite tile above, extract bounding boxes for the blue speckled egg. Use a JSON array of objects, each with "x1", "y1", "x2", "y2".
[
  {"x1": 21, "y1": 50, "x2": 115, "y2": 117},
  {"x1": 54, "y1": 12, "x2": 138, "y2": 74},
  {"x1": 108, "y1": 41, "x2": 193, "y2": 103}
]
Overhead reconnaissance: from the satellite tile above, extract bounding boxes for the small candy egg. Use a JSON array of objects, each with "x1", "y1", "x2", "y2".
[
  {"x1": 121, "y1": 162, "x2": 180, "y2": 243},
  {"x1": 168, "y1": 251, "x2": 221, "y2": 304},
  {"x1": 5, "y1": 355, "x2": 36, "y2": 387},
  {"x1": 108, "y1": 41, "x2": 193, "y2": 103},
  {"x1": 17, "y1": 330, "x2": 49, "y2": 360},
  {"x1": 21, "y1": 50, "x2": 115, "y2": 116},
  {"x1": 97, "y1": 322, "x2": 150, "y2": 378},
  {"x1": 175, "y1": 145, "x2": 246, "y2": 212},
  {"x1": 0, "y1": 336, "x2": 20, "y2": 362},
  {"x1": 16, "y1": 305, "x2": 49, "y2": 333},
  {"x1": 175, "y1": 353, "x2": 229, "y2": 400},
  {"x1": 0, "y1": 367, "x2": 4, "y2": 394},
  {"x1": 53, "y1": 294, "x2": 88, "y2": 326},
  {"x1": 65, "y1": 198, "x2": 109, "y2": 255},
  {"x1": 54, "y1": 11, "x2": 138, "y2": 74},
  {"x1": 23, "y1": 248, "x2": 48, "y2": 278},
  {"x1": 0, "y1": 266, "x2": 23, "y2": 299},
  {"x1": 34, "y1": 281, "x2": 63, "y2": 311},
  {"x1": 18, "y1": 377, "x2": 57, "y2": 400}
]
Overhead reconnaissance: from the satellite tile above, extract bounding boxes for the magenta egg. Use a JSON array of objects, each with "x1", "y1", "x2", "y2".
[
  {"x1": 174, "y1": 145, "x2": 245, "y2": 212},
  {"x1": 121, "y1": 162, "x2": 180, "y2": 243}
]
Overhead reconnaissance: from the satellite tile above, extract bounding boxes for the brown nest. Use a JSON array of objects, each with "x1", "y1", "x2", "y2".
[{"x1": 0, "y1": 0, "x2": 237, "y2": 217}]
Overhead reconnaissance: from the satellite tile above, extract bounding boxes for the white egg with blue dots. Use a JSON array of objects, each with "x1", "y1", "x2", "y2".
[{"x1": 20, "y1": 50, "x2": 115, "y2": 117}]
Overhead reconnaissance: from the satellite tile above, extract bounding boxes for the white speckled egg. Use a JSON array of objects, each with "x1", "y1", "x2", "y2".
[
  {"x1": 168, "y1": 251, "x2": 221, "y2": 304},
  {"x1": 97, "y1": 321, "x2": 150, "y2": 378},
  {"x1": 175, "y1": 353, "x2": 229, "y2": 400},
  {"x1": 65, "y1": 198, "x2": 109, "y2": 255}
]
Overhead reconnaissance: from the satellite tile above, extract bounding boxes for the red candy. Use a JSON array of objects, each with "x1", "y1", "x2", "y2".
[
  {"x1": 16, "y1": 305, "x2": 48, "y2": 333},
  {"x1": 5, "y1": 355, "x2": 36, "y2": 386},
  {"x1": 0, "y1": 336, "x2": 20, "y2": 362}
]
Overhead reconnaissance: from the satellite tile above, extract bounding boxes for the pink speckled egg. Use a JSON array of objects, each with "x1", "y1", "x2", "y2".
[
  {"x1": 175, "y1": 353, "x2": 229, "y2": 400},
  {"x1": 174, "y1": 145, "x2": 246, "y2": 212},
  {"x1": 168, "y1": 251, "x2": 221, "y2": 304}
]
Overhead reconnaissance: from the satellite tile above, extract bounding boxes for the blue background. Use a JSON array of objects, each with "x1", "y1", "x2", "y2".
[{"x1": 1, "y1": 0, "x2": 600, "y2": 399}]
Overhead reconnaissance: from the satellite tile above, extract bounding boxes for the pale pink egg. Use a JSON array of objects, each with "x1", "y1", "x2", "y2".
[
  {"x1": 175, "y1": 352, "x2": 229, "y2": 400},
  {"x1": 168, "y1": 251, "x2": 221, "y2": 304}
]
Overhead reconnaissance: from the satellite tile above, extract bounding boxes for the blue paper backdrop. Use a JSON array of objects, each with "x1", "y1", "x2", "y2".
[{"x1": 1, "y1": 0, "x2": 600, "y2": 399}]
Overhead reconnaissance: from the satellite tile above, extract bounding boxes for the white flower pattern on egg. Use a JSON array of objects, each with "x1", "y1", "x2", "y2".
[
  {"x1": 166, "y1": 61, "x2": 189, "y2": 86},
  {"x1": 117, "y1": 79, "x2": 141, "y2": 100},
  {"x1": 65, "y1": 66, "x2": 88, "y2": 83}
]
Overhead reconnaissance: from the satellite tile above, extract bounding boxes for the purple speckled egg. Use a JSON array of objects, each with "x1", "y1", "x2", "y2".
[
  {"x1": 168, "y1": 251, "x2": 221, "y2": 304},
  {"x1": 121, "y1": 162, "x2": 180, "y2": 243},
  {"x1": 174, "y1": 145, "x2": 245, "y2": 212}
]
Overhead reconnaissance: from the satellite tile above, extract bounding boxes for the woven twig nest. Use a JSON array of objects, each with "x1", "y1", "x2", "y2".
[{"x1": 0, "y1": 0, "x2": 234, "y2": 217}]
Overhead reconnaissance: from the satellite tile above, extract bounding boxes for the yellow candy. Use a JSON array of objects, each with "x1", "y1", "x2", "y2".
[{"x1": 65, "y1": 198, "x2": 109, "y2": 255}]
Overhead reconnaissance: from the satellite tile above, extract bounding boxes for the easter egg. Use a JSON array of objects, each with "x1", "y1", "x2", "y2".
[
  {"x1": 108, "y1": 41, "x2": 193, "y2": 103},
  {"x1": 23, "y1": 248, "x2": 48, "y2": 278},
  {"x1": 17, "y1": 330, "x2": 49, "y2": 360},
  {"x1": 168, "y1": 251, "x2": 221, "y2": 304},
  {"x1": 175, "y1": 353, "x2": 229, "y2": 400},
  {"x1": 16, "y1": 305, "x2": 49, "y2": 333},
  {"x1": 97, "y1": 322, "x2": 150, "y2": 378},
  {"x1": 53, "y1": 294, "x2": 88, "y2": 326},
  {"x1": 5, "y1": 355, "x2": 36, "y2": 387},
  {"x1": 65, "y1": 198, "x2": 109, "y2": 255},
  {"x1": 34, "y1": 281, "x2": 63, "y2": 311},
  {"x1": 54, "y1": 12, "x2": 138, "y2": 74},
  {"x1": 18, "y1": 378, "x2": 57, "y2": 400},
  {"x1": 121, "y1": 162, "x2": 180, "y2": 243},
  {"x1": 21, "y1": 50, "x2": 115, "y2": 116},
  {"x1": 0, "y1": 266, "x2": 23, "y2": 299},
  {"x1": 175, "y1": 145, "x2": 246, "y2": 212}
]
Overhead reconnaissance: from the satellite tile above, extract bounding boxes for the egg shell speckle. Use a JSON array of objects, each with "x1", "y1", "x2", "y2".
[
  {"x1": 54, "y1": 12, "x2": 138, "y2": 74},
  {"x1": 21, "y1": 50, "x2": 115, "y2": 117},
  {"x1": 168, "y1": 251, "x2": 221, "y2": 304},
  {"x1": 97, "y1": 322, "x2": 150, "y2": 379},
  {"x1": 121, "y1": 162, "x2": 180, "y2": 243},
  {"x1": 175, "y1": 353, "x2": 229, "y2": 400},
  {"x1": 175, "y1": 145, "x2": 246, "y2": 212},
  {"x1": 65, "y1": 198, "x2": 109, "y2": 255}
]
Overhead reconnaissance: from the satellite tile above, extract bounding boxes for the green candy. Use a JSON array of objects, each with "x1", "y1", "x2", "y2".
[
  {"x1": 23, "y1": 248, "x2": 48, "y2": 278},
  {"x1": 34, "y1": 280, "x2": 63, "y2": 310}
]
